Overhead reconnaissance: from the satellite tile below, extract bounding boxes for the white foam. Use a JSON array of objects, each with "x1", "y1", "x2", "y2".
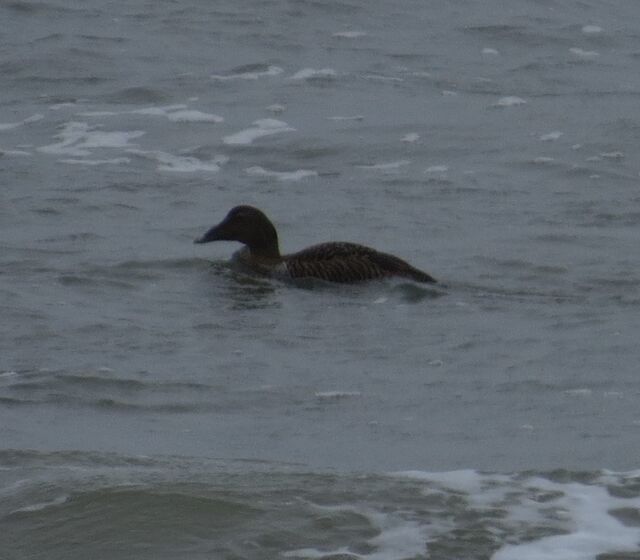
[
  {"x1": 563, "y1": 388, "x2": 592, "y2": 397},
  {"x1": 327, "y1": 115, "x2": 364, "y2": 121},
  {"x1": 401, "y1": 133, "x2": 420, "y2": 143},
  {"x1": 494, "y1": 96, "x2": 526, "y2": 107},
  {"x1": 285, "y1": 505, "x2": 426, "y2": 560},
  {"x1": 539, "y1": 131, "x2": 563, "y2": 141},
  {"x1": 582, "y1": 25, "x2": 603, "y2": 34},
  {"x1": 38, "y1": 122, "x2": 144, "y2": 157},
  {"x1": 127, "y1": 104, "x2": 189, "y2": 116},
  {"x1": 284, "y1": 547, "x2": 345, "y2": 558},
  {"x1": 600, "y1": 151, "x2": 624, "y2": 159},
  {"x1": 12, "y1": 495, "x2": 69, "y2": 514},
  {"x1": 78, "y1": 110, "x2": 120, "y2": 117},
  {"x1": 223, "y1": 118, "x2": 295, "y2": 145},
  {"x1": 570, "y1": 47, "x2": 599, "y2": 57},
  {"x1": 0, "y1": 478, "x2": 30, "y2": 493},
  {"x1": 363, "y1": 74, "x2": 404, "y2": 82},
  {"x1": 128, "y1": 150, "x2": 227, "y2": 172},
  {"x1": 357, "y1": 159, "x2": 410, "y2": 170},
  {"x1": 24, "y1": 114, "x2": 44, "y2": 124},
  {"x1": 0, "y1": 149, "x2": 31, "y2": 156},
  {"x1": 482, "y1": 47, "x2": 500, "y2": 55},
  {"x1": 395, "y1": 469, "x2": 487, "y2": 494},
  {"x1": 289, "y1": 68, "x2": 337, "y2": 80},
  {"x1": 266, "y1": 103, "x2": 286, "y2": 114},
  {"x1": 0, "y1": 113, "x2": 43, "y2": 131},
  {"x1": 366, "y1": 511, "x2": 427, "y2": 560},
  {"x1": 314, "y1": 391, "x2": 361, "y2": 399},
  {"x1": 245, "y1": 166, "x2": 317, "y2": 181},
  {"x1": 492, "y1": 480, "x2": 640, "y2": 560},
  {"x1": 128, "y1": 104, "x2": 224, "y2": 123},
  {"x1": 425, "y1": 165, "x2": 448, "y2": 173},
  {"x1": 166, "y1": 110, "x2": 224, "y2": 123},
  {"x1": 392, "y1": 470, "x2": 640, "y2": 560},
  {"x1": 211, "y1": 65, "x2": 283, "y2": 80},
  {"x1": 60, "y1": 157, "x2": 130, "y2": 166},
  {"x1": 332, "y1": 30, "x2": 367, "y2": 38},
  {"x1": 49, "y1": 102, "x2": 78, "y2": 111},
  {"x1": 81, "y1": 104, "x2": 224, "y2": 124}
]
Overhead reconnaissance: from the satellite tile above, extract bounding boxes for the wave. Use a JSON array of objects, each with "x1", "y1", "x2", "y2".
[{"x1": 1, "y1": 458, "x2": 638, "y2": 560}]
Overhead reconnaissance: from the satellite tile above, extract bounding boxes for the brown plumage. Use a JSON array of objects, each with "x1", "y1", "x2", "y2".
[{"x1": 195, "y1": 205, "x2": 436, "y2": 284}]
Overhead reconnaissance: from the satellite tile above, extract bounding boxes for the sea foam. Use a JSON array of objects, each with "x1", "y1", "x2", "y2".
[
  {"x1": 357, "y1": 159, "x2": 410, "y2": 170},
  {"x1": 493, "y1": 96, "x2": 526, "y2": 107},
  {"x1": 128, "y1": 150, "x2": 227, "y2": 172},
  {"x1": 245, "y1": 166, "x2": 317, "y2": 181},
  {"x1": 211, "y1": 65, "x2": 283, "y2": 80},
  {"x1": 327, "y1": 115, "x2": 364, "y2": 121},
  {"x1": 493, "y1": 479, "x2": 640, "y2": 560},
  {"x1": 11, "y1": 495, "x2": 69, "y2": 514},
  {"x1": 81, "y1": 104, "x2": 224, "y2": 123},
  {"x1": 332, "y1": 30, "x2": 367, "y2": 38},
  {"x1": 285, "y1": 503, "x2": 427, "y2": 560},
  {"x1": 0, "y1": 149, "x2": 31, "y2": 157},
  {"x1": 0, "y1": 113, "x2": 44, "y2": 131},
  {"x1": 393, "y1": 470, "x2": 640, "y2": 560},
  {"x1": 38, "y1": 122, "x2": 144, "y2": 157},
  {"x1": 582, "y1": 25, "x2": 603, "y2": 34},
  {"x1": 289, "y1": 68, "x2": 337, "y2": 80},
  {"x1": 223, "y1": 119, "x2": 295, "y2": 145},
  {"x1": 539, "y1": 131, "x2": 563, "y2": 141},
  {"x1": 425, "y1": 165, "x2": 448, "y2": 173},
  {"x1": 570, "y1": 47, "x2": 599, "y2": 58},
  {"x1": 59, "y1": 157, "x2": 131, "y2": 166},
  {"x1": 314, "y1": 391, "x2": 361, "y2": 399},
  {"x1": 401, "y1": 133, "x2": 420, "y2": 143},
  {"x1": 165, "y1": 110, "x2": 224, "y2": 123}
]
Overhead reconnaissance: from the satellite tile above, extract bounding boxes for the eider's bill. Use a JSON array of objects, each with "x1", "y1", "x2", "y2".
[{"x1": 194, "y1": 223, "x2": 225, "y2": 244}]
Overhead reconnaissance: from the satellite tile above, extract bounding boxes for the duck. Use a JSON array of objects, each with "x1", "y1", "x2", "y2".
[{"x1": 194, "y1": 205, "x2": 436, "y2": 284}]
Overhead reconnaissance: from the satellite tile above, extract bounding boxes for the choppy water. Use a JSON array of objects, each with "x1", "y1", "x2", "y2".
[{"x1": 2, "y1": 0, "x2": 640, "y2": 558}]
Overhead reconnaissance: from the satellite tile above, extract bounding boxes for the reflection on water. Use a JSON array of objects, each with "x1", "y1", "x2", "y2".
[
  {"x1": 392, "y1": 281, "x2": 445, "y2": 303},
  {"x1": 200, "y1": 260, "x2": 280, "y2": 311}
]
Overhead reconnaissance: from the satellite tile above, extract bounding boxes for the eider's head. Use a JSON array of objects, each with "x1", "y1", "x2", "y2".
[{"x1": 195, "y1": 205, "x2": 280, "y2": 257}]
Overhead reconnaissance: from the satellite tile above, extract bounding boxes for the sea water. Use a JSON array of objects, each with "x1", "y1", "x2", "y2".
[{"x1": 2, "y1": 1, "x2": 640, "y2": 558}]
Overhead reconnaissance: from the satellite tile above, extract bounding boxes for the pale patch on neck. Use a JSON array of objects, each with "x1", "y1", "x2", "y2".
[{"x1": 232, "y1": 247, "x2": 286, "y2": 277}]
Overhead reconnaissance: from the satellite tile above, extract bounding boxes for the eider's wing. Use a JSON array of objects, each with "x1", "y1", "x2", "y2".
[{"x1": 285, "y1": 242, "x2": 436, "y2": 283}]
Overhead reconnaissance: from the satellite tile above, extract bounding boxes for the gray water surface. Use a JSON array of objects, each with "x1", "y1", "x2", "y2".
[{"x1": 2, "y1": 1, "x2": 640, "y2": 558}]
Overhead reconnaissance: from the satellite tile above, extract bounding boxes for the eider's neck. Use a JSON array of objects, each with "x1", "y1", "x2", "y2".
[
  {"x1": 248, "y1": 243, "x2": 281, "y2": 260},
  {"x1": 246, "y1": 219, "x2": 281, "y2": 260}
]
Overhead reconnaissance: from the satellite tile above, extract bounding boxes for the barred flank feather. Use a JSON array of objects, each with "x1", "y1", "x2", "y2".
[{"x1": 285, "y1": 243, "x2": 436, "y2": 283}]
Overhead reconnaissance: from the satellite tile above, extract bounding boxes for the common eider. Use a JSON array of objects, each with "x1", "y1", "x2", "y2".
[{"x1": 195, "y1": 205, "x2": 436, "y2": 284}]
